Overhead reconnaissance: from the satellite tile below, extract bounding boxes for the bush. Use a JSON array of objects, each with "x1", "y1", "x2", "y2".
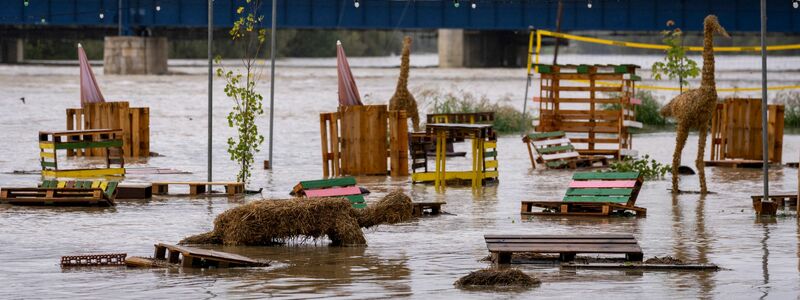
[
  {"x1": 603, "y1": 90, "x2": 667, "y2": 126},
  {"x1": 604, "y1": 154, "x2": 671, "y2": 180},
  {"x1": 773, "y1": 91, "x2": 800, "y2": 128},
  {"x1": 416, "y1": 88, "x2": 534, "y2": 134}
]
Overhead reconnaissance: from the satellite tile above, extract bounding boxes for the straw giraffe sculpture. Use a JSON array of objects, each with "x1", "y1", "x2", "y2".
[
  {"x1": 660, "y1": 15, "x2": 729, "y2": 194},
  {"x1": 389, "y1": 36, "x2": 421, "y2": 132}
]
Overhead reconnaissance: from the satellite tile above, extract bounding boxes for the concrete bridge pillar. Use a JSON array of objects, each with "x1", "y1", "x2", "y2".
[
  {"x1": 438, "y1": 29, "x2": 528, "y2": 68},
  {"x1": 1, "y1": 39, "x2": 24, "y2": 64},
  {"x1": 103, "y1": 36, "x2": 168, "y2": 75}
]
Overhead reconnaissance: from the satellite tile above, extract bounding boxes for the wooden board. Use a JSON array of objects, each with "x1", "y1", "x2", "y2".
[
  {"x1": 153, "y1": 243, "x2": 265, "y2": 268},
  {"x1": 484, "y1": 233, "x2": 643, "y2": 264},
  {"x1": 304, "y1": 186, "x2": 362, "y2": 198}
]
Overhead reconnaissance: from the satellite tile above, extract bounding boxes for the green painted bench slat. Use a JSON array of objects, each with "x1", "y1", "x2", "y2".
[
  {"x1": 537, "y1": 145, "x2": 574, "y2": 154},
  {"x1": 572, "y1": 172, "x2": 640, "y2": 180},
  {"x1": 484, "y1": 151, "x2": 497, "y2": 158},
  {"x1": 527, "y1": 131, "x2": 565, "y2": 140},
  {"x1": 300, "y1": 177, "x2": 357, "y2": 189},
  {"x1": 546, "y1": 160, "x2": 568, "y2": 168},
  {"x1": 105, "y1": 182, "x2": 118, "y2": 198},
  {"x1": 41, "y1": 180, "x2": 57, "y2": 188},
  {"x1": 41, "y1": 161, "x2": 56, "y2": 168},
  {"x1": 576, "y1": 65, "x2": 590, "y2": 74},
  {"x1": 566, "y1": 188, "x2": 633, "y2": 196},
  {"x1": 351, "y1": 203, "x2": 368, "y2": 209},
  {"x1": 345, "y1": 195, "x2": 365, "y2": 204},
  {"x1": 53, "y1": 140, "x2": 123, "y2": 150},
  {"x1": 563, "y1": 196, "x2": 630, "y2": 203}
]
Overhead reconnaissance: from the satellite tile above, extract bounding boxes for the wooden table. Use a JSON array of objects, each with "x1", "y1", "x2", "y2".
[
  {"x1": 484, "y1": 234, "x2": 643, "y2": 264},
  {"x1": 424, "y1": 123, "x2": 496, "y2": 191}
]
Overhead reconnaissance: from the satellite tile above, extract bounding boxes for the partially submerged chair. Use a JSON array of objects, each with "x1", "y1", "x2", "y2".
[
  {"x1": 1, "y1": 180, "x2": 118, "y2": 206},
  {"x1": 291, "y1": 177, "x2": 368, "y2": 209},
  {"x1": 521, "y1": 171, "x2": 645, "y2": 216},
  {"x1": 523, "y1": 131, "x2": 608, "y2": 169}
]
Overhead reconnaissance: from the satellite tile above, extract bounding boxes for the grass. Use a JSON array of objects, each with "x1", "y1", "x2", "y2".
[
  {"x1": 603, "y1": 90, "x2": 667, "y2": 127},
  {"x1": 415, "y1": 88, "x2": 534, "y2": 134},
  {"x1": 773, "y1": 91, "x2": 800, "y2": 128}
]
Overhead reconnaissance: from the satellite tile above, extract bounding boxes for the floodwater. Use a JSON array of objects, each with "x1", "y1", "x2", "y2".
[{"x1": 1, "y1": 54, "x2": 800, "y2": 299}]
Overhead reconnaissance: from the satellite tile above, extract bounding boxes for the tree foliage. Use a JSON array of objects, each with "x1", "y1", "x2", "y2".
[
  {"x1": 651, "y1": 22, "x2": 700, "y2": 88},
  {"x1": 215, "y1": 0, "x2": 266, "y2": 184}
]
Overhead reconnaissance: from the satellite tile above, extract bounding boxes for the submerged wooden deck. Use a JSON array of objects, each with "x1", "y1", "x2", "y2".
[
  {"x1": 485, "y1": 234, "x2": 643, "y2": 264},
  {"x1": 152, "y1": 243, "x2": 266, "y2": 268}
]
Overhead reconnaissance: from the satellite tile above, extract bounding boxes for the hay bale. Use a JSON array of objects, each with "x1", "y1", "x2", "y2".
[
  {"x1": 455, "y1": 268, "x2": 540, "y2": 288},
  {"x1": 180, "y1": 190, "x2": 413, "y2": 246},
  {"x1": 357, "y1": 190, "x2": 413, "y2": 228}
]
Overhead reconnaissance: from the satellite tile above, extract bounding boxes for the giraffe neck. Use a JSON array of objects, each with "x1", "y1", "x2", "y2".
[
  {"x1": 395, "y1": 41, "x2": 411, "y2": 92},
  {"x1": 701, "y1": 23, "x2": 715, "y2": 89}
]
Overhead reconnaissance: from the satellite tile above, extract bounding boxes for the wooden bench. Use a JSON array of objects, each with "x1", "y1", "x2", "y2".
[
  {"x1": 521, "y1": 172, "x2": 646, "y2": 217},
  {"x1": 151, "y1": 182, "x2": 244, "y2": 196},
  {"x1": 412, "y1": 202, "x2": 445, "y2": 216},
  {"x1": 523, "y1": 131, "x2": 608, "y2": 169},
  {"x1": 291, "y1": 177, "x2": 367, "y2": 209},
  {"x1": 484, "y1": 234, "x2": 643, "y2": 264},
  {"x1": 1, "y1": 180, "x2": 118, "y2": 206},
  {"x1": 153, "y1": 243, "x2": 265, "y2": 268}
]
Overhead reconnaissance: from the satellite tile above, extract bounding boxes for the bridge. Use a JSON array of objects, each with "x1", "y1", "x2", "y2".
[{"x1": 1, "y1": 0, "x2": 798, "y2": 68}]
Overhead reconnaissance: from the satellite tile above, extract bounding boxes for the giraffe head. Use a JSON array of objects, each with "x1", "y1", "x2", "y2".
[{"x1": 704, "y1": 15, "x2": 730, "y2": 38}]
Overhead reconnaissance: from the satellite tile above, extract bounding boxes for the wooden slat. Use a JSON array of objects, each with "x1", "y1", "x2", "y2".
[
  {"x1": 541, "y1": 152, "x2": 580, "y2": 161},
  {"x1": 487, "y1": 244, "x2": 642, "y2": 253},
  {"x1": 485, "y1": 160, "x2": 498, "y2": 168},
  {"x1": 485, "y1": 239, "x2": 637, "y2": 244},
  {"x1": 537, "y1": 145, "x2": 574, "y2": 154},
  {"x1": 562, "y1": 196, "x2": 630, "y2": 203},
  {"x1": 484, "y1": 234, "x2": 634, "y2": 239},
  {"x1": 527, "y1": 131, "x2": 565, "y2": 140},
  {"x1": 531, "y1": 138, "x2": 571, "y2": 147},
  {"x1": 623, "y1": 120, "x2": 643, "y2": 128},
  {"x1": 304, "y1": 186, "x2": 361, "y2": 197},
  {"x1": 572, "y1": 172, "x2": 639, "y2": 180},
  {"x1": 566, "y1": 188, "x2": 633, "y2": 196},
  {"x1": 569, "y1": 180, "x2": 637, "y2": 188},
  {"x1": 300, "y1": 177, "x2": 357, "y2": 189}
]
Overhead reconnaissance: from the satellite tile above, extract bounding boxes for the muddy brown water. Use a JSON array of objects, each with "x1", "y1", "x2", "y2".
[{"x1": 1, "y1": 56, "x2": 800, "y2": 299}]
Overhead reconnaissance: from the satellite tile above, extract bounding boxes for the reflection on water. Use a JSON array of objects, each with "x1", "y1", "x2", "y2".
[{"x1": 1, "y1": 62, "x2": 800, "y2": 298}]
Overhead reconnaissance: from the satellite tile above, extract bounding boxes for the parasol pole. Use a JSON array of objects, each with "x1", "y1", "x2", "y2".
[{"x1": 760, "y1": 0, "x2": 769, "y2": 204}]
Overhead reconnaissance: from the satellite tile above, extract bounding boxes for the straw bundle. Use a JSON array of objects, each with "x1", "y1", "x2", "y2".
[{"x1": 180, "y1": 190, "x2": 413, "y2": 246}]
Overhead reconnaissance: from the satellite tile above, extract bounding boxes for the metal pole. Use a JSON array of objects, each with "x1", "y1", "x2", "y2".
[
  {"x1": 117, "y1": 0, "x2": 122, "y2": 35},
  {"x1": 208, "y1": 0, "x2": 213, "y2": 182},
  {"x1": 268, "y1": 0, "x2": 276, "y2": 168},
  {"x1": 760, "y1": 0, "x2": 769, "y2": 202}
]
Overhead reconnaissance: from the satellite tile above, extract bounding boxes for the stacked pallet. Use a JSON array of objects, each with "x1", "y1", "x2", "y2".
[
  {"x1": 534, "y1": 64, "x2": 640, "y2": 158},
  {"x1": 709, "y1": 98, "x2": 784, "y2": 165},
  {"x1": 292, "y1": 177, "x2": 368, "y2": 209},
  {"x1": 66, "y1": 101, "x2": 150, "y2": 158}
]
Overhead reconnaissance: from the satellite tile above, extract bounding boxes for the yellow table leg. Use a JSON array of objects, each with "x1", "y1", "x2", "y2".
[
  {"x1": 438, "y1": 132, "x2": 447, "y2": 191},
  {"x1": 476, "y1": 138, "x2": 484, "y2": 188}
]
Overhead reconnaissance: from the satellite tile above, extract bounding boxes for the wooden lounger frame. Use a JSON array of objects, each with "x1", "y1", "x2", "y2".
[{"x1": 521, "y1": 171, "x2": 646, "y2": 217}]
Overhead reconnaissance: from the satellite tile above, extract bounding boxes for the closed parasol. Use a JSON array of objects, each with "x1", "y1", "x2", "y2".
[
  {"x1": 336, "y1": 40, "x2": 363, "y2": 106},
  {"x1": 78, "y1": 43, "x2": 105, "y2": 107}
]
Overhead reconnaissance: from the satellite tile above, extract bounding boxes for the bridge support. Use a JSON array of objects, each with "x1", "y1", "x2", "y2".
[
  {"x1": 103, "y1": 36, "x2": 168, "y2": 75},
  {"x1": 1, "y1": 39, "x2": 24, "y2": 64},
  {"x1": 438, "y1": 29, "x2": 527, "y2": 68}
]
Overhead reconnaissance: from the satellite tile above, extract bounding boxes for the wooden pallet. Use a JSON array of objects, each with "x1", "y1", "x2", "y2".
[
  {"x1": 66, "y1": 101, "x2": 150, "y2": 158},
  {"x1": 523, "y1": 131, "x2": 609, "y2": 169},
  {"x1": 709, "y1": 98, "x2": 783, "y2": 164},
  {"x1": 61, "y1": 253, "x2": 127, "y2": 267},
  {"x1": 151, "y1": 182, "x2": 244, "y2": 196},
  {"x1": 0, "y1": 188, "x2": 113, "y2": 206},
  {"x1": 412, "y1": 202, "x2": 445, "y2": 216},
  {"x1": 485, "y1": 234, "x2": 643, "y2": 264},
  {"x1": 153, "y1": 243, "x2": 266, "y2": 268},
  {"x1": 704, "y1": 159, "x2": 766, "y2": 168},
  {"x1": 521, "y1": 172, "x2": 646, "y2": 217}
]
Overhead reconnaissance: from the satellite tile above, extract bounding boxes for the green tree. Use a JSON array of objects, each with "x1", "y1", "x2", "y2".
[
  {"x1": 215, "y1": 0, "x2": 266, "y2": 184},
  {"x1": 651, "y1": 21, "x2": 700, "y2": 92}
]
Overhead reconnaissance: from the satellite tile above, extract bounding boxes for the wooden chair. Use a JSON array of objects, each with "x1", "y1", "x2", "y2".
[
  {"x1": 523, "y1": 131, "x2": 608, "y2": 169},
  {"x1": 521, "y1": 171, "x2": 646, "y2": 216},
  {"x1": 291, "y1": 177, "x2": 367, "y2": 209}
]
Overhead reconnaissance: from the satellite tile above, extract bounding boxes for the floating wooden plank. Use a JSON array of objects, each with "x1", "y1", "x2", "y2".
[
  {"x1": 485, "y1": 234, "x2": 643, "y2": 264},
  {"x1": 151, "y1": 182, "x2": 244, "y2": 196},
  {"x1": 61, "y1": 253, "x2": 127, "y2": 267},
  {"x1": 561, "y1": 262, "x2": 720, "y2": 271},
  {"x1": 153, "y1": 243, "x2": 266, "y2": 268}
]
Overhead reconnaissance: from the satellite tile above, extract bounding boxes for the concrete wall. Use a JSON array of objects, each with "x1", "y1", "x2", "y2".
[
  {"x1": 438, "y1": 30, "x2": 528, "y2": 68},
  {"x1": 103, "y1": 36, "x2": 168, "y2": 75},
  {"x1": 0, "y1": 39, "x2": 24, "y2": 63}
]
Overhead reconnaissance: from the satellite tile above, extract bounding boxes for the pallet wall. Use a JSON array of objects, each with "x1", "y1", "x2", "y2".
[
  {"x1": 66, "y1": 101, "x2": 149, "y2": 158},
  {"x1": 710, "y1": 98, "x2": 784, "y2": 163}
]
